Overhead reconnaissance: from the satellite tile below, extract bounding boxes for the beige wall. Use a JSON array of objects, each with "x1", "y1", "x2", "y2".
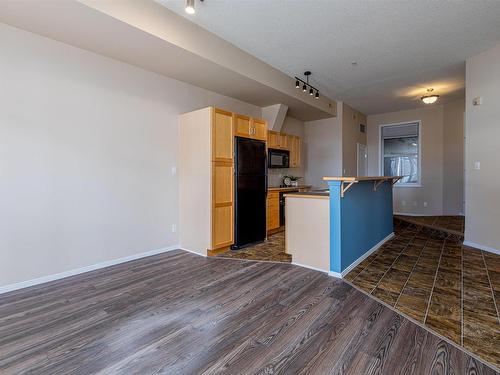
[
  {"x1": 0, "y1": 23, "x2": 261, "y2": 288},
  {"x1": 342, "y1": 103, "x2": 367, "y2": 176},
  {"x1": 267, "y1": 116, "x2": 306, "y2": 187},
  {"x1": 367, "y1": 106, "x2": 445, "y2": 215},
  {"x1": 304, "y1": 113, "x2": 343, "y2": 189},
  {"x1": 443, "y1": 99, "x2": 465, "y2": 215},
  {"x1": 464, "y1": 43, "x2": 500, "y2": 252}
]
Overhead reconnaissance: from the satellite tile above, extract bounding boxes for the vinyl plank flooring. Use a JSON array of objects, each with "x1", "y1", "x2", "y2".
[{"x1": 0, "y1": 250, "x2": 496, "y2": 374}]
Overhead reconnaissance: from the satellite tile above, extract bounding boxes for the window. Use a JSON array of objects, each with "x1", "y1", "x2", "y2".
[{"x1": 380, "y1": 122, "x2": 420, "y2": 186}]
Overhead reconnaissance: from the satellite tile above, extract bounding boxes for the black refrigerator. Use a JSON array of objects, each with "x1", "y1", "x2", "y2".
[{"x1": 232, "y1": 137, "x2": 267, "y2": 249}]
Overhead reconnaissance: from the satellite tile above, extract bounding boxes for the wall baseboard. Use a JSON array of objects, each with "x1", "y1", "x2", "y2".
[
  {"x1": 463, "y1": 241, "x2": 500, "y2": 256},
  {"x1": 0, "y1": 245, "x2": 181, "y2": 295},
  {"x1": 328, "y1": 232, "x2": 395, "y2": 279},
  {"x1": 341, "y1": 232, "x2": 395, "y2": 277},
  {"x1": 292, "y1": 262, "x2": 328, "y2": 274},
  {"x1": 179, "y1": 247, "x2": 207, "y2": 257}
]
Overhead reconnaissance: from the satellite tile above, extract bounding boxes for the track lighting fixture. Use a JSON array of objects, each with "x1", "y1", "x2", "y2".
[
  {"x1": 185, "y1": 0, "x2": 203, "y2": 14},
  {"x1": 185, "y1": 0, "x2": 195, "y2": 14},
  {"x1": 294, "y1": 71, "x2": 320, "y2": 100}
]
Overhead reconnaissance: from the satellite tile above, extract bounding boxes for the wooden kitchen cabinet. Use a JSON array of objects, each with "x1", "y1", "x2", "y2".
[
  {"x1": 267, "y1": 191, "x2": 280, "y2": 231},
  {"x1": 179, "y1": 107, "x2": 234, "y2": 254},
  {"x1": 268, "y1": 131, "x2": 280, "y2": 149},
  {"x1": 251, "y1": 119, "x2": 268, "y2": 141},
  {"x1": 234, "y1": 114, "x2": 267, "y2": 141},
  {"x1": 234, "y1": 114, "x2": 251, "y2": 138},
  {"x1": 267, "y1": 131, "x2": 301, "y2": 167},
  {"x1": 289, "y1": 135, "x2": 301, "y2": 168}
]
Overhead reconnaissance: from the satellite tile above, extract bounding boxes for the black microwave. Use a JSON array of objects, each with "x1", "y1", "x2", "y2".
[{"x1": 268, "y1": 148, "x2": 290, "y2": 168}]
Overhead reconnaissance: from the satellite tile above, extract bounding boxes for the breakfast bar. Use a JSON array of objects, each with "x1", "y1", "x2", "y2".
[{"x1": 285, "y1": 176, "x2": 402, "y2": 277}]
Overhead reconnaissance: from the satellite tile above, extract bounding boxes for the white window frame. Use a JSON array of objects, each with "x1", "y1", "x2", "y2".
[{"x1": 379, "y1": 121, "x2": 422, "y2": 188}]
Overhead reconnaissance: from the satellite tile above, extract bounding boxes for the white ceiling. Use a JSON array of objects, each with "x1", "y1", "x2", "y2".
[{"x1": 158, "y1": 0, "x2": 500, "y2": 115}]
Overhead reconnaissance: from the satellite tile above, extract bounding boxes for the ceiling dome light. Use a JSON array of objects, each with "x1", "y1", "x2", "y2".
[
  {"x1": 295, "y1": 80, "x2": 300, "y2": 89},
  {"x1": 185, "y1": 0, "x2": 195, "y2": 14},
  {"x1": 421, "y1": 88, "x2": 439, "y2": 104}
]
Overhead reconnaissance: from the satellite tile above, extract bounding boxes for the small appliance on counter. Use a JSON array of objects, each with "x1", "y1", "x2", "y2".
[{"x1": 282, "y1": 175, "x2": 302, "y2": 187}]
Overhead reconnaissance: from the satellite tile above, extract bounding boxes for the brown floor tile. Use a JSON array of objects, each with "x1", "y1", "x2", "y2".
[
  {"x1": 346, "y1": 217, "x2": 500, "y2": 369},
  {"x1": 372, "y1": 287, "x2": 400, "y2": 306},
  {"x1": 425, "y1": 313, "x2": 461, "y2": 344},
  {"x1": 434, "y1": 268, "x2": 461, "y2": 291}
]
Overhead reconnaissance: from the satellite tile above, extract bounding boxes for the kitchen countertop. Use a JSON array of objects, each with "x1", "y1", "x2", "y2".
[
  {"x1": 284, "y1": 190, "x2": 329, "y2": 199},
  {"x1": 268, "y1": 185, "x2": 312, "y2": 192}
]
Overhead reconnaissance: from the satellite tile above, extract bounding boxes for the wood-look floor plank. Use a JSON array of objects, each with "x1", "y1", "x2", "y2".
[{"x1": 0, "y1": 250, "x2": 497, "y2": 374}]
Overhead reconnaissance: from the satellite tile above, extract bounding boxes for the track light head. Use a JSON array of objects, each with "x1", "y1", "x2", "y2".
[
  {"x1": 309, "y1": 88, "x2": 314, "y2": 96},
  {"x1": 295, "y1": 80, "x2": 300, "y2": 89},
  {"x1": 302, "y1": 84, "x2": 307, "y2": 92},
  {"x1": 185, "y1": 0, "x2": 195, "y2": 14},
  {"x1": 315, "y1": 91, "x2": 319, "y2": 99}
]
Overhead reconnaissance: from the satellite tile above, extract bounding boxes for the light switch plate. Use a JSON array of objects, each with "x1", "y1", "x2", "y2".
[
  {"x1": 473, "y1": 161, "x2": 481, "y2": 170},
  {"x1": 472, "y1": 97, "x2": 482, "y2": 106}
]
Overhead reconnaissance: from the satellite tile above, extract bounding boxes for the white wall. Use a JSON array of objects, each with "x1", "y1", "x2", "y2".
[
  {"x1": 367, "y1": 106, "x2": 445, "y2": 215},
  {"x1": 443, "y1": 99, "x2": 465, "y2": 215},
  {"x1": 0, "y1": 23, "x2": 261, "y2": 288},
  {"x1": 304, "y1": 111, "x2": 343, "y2": 189},
  {"x1": 465, "y1": 43, "x2": 500, "y2": 252}
]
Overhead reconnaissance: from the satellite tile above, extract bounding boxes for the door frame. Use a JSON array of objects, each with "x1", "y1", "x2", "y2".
[{"x1": 357, "y1": 142, "x2": 368, "y2": 177}]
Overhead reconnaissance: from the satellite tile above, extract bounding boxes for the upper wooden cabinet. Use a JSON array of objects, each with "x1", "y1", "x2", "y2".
[
  {"x1": 251, "y1": 119, "x2": 268, "y2": 141},
  {"x1": 234, "y1": 114, "x2": 251, "y2": 138},
  {"x1": 289, "y1": 135, "x2": 301, "y2": 168},
  {"x1": 234, "y1": 114, "x2": 267, "y2": 141},
  {"x1": 213, "y1": 108, "x2": 234, "y2": 162},
  {"x1": 267, "y1": 131, "x2": 301, "y2": 168}
]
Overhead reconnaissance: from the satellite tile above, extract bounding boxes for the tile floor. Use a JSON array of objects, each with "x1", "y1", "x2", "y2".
[
  {"x1": 395, "y1": 214, "x2": 465, "y2": 240},
  {"x1": 345, "y1": 220, "x2": 500, "y2": 368},
  {"x1": 215, "y1": 231, "x2": 291, "y2": 262}
]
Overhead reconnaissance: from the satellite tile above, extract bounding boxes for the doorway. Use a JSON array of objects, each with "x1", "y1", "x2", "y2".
[{"x1": 357, "y1": 143, "x2": 367, "y2": 176}]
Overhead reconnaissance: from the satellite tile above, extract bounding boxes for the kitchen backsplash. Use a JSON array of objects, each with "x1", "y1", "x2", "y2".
[{"x1": 268, "y1": 168, "x2": 304, "y2": 187}]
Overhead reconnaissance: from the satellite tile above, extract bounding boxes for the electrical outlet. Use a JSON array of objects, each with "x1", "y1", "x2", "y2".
[
  {"x1": 473, "y1": 161, "x2": 481, "y2": 170},
  {"x1": 171, "y1": 224, "x2": 177, "y2": 233},
  {"x1": 402, "y1": 200, "x2": 406, "y2": 206},
  {"x1": 171, "y1": 166, "x2": 177, "y2": 176},
  {"x1": 423, "y1": 202, "x2": 428, "y2": 207}
]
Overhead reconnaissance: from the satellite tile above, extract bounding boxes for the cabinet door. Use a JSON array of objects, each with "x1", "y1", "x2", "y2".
[
  {"x1": 268, "y1": 131, "x2": 279, "y2": 148},
  {"x1": 251, "y1": 119, "x2": 268, "y2": 141},
  {"x1": 294, "y1": 136, "x2": 301, "y2": 167},
  {"x1": 212, "y1": 108, "x2": 233, "y2": 162},
  {"x1": 212, "y1": 161, "x2": 234, "y2": 249},
  {"x1": 289, "y1": 135, "x2": 297, "y2": 168},
  {"x1": 234, "y1": 114, "x2": 251, "y2": 138},
  {"x1": 266, "y1": 192, "x2": 280, "y2": 231},
  {"x1": 278, "y1": 133, "x2": 289, "y2": 150}
]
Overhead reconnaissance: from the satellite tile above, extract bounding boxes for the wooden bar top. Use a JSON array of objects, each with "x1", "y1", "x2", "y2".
[
  {"x1": 268, "y1": 185, "x2": 312, "y2": 192},
  {"x1": 322, "y1": 176, "x2": 402, "y2": 182}
]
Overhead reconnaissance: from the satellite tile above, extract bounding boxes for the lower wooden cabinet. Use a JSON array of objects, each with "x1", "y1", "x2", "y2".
[{"x1": 267, "y1": 192, "x2": 280, "y2": 231}]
